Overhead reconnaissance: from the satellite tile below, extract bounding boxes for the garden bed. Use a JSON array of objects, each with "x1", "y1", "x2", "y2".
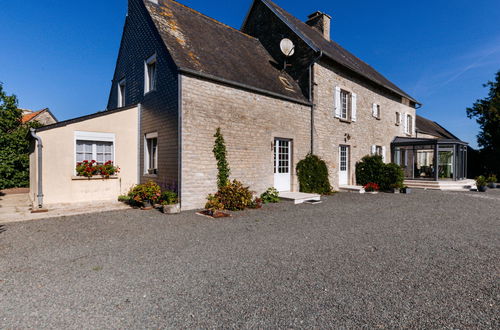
[{"x1": 196, "y1": 210, "x2": 231, "y2": 218}]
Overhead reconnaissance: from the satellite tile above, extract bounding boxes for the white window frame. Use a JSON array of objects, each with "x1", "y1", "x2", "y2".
[
  {"x1": 371, "y1": 145, "x2": 386, "y2": 162},
  {"x1": 74, "y1": 131, "x2": 116, "y2": 174},
  {"x1": 406, "y1": 114, "x2": 413, "y2": 135},
  {"x1": 118, "y1": 78, "x2": 126, "y2": 108},
  {"x1": 372, "y1": 103, "x2": 381, "y2": 119},
  {"x1": 144, "y1": 54, "x2": 157, "y2": 95},
  {"x1": 340, "y1": 89, "x2": 351, "y2": 120},
  {"x1": 144, "y1": 132, "x2": 158, "y2": 175}
]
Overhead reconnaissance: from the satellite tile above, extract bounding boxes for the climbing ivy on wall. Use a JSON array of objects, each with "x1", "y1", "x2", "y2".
[{"x1": 213, "y1": 128, "x2": 230, "y2": 189}]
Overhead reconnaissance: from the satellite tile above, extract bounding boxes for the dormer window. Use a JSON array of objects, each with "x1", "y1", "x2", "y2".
[
  {"x1": 144, "y1": 54, "x2": 157, "y2": 94},
  {"x1": 118, "y1": 78, "x2": 126, "y2": 108},
  {"x1": 279, "y1": 76, "x2": 294, "y2": 91}
]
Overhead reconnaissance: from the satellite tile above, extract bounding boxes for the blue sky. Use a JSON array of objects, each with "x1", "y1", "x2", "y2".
[{"x1": 1, "y1": 0, "x2": 499, "y2": 148}]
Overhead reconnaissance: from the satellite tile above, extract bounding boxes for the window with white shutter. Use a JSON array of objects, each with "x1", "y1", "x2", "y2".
[
  {"x1": 336, "y1": 88, "x2": 354, "y2": 121},
  {"x1": 351, "y1": 93, "x2": 357, "y2": 122},
  {"x1": 334, "y1": 86, "x2": 341, "y2": 118}
]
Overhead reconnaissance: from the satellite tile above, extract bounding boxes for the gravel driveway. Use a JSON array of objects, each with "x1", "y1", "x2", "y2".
[{"x1": 1, "y1": 190, "x2": 499, "y2": 328}]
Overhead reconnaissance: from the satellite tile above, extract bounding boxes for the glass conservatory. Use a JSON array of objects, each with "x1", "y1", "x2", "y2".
[{"x1": 391, "y1": 137, "x2": 468, "y2": 181}]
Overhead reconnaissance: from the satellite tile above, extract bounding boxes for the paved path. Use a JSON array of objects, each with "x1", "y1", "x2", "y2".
[
  {"x1": 0, "y1": 193, "x2": 129, "y2": 224},
  {"x1": 0, "y1": 190, "x2": 499, "y2": 328}
]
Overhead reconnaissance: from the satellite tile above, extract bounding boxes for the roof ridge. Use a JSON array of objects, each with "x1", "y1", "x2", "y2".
[
  {"x1": 160, "y1": 0, "x2": 258, "y2": 41},
  {"x1": 260, "y1": 0, "x2": 418, "y2": 103}
]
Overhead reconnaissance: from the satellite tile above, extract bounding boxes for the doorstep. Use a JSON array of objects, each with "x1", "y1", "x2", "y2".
[
  {"x1": 339, "y1": 185, "x2": 366, "y2": 193},
  {"x1": 279, "y1": 192, "x2": 321, "y2": 205}
]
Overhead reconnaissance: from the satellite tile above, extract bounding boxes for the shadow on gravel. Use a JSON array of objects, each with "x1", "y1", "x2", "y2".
[{"x1": 0, "y1": 225, "x2": 6, "y2": 234}]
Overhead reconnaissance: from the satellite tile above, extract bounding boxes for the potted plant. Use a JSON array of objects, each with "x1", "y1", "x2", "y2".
[
  {"x1": 400, "y1": 186, "x2": 412, "y2": 194},
  {"x1": 363, "y1": 182, "x2": 379, "y2": 194},
  {"x1": 387, "y1": 183, "x2": 401, "y2": 194},
  {"x1": 127, "y1": 181, "x2": 162, "y2": 209},
  {"x1": 487, "y1": 175, "x2": 497, "y2": 189},
  {"x1": 476, "y1": 176, "x2": 488, "y2": 192},
  {"x1": 161, "y1": 190, "x2": 180, "y2": 214}
]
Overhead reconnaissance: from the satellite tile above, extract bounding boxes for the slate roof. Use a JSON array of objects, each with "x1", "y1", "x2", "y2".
[
  {"x1": 416, "y1": 115, "x2": 459, "y2": 140},
  {"x1": 258, "y1": 0, "x2": 419, "y2": 104},
  {"x1": 143, "y1": 0, "x2": 309, "y2": 103}
]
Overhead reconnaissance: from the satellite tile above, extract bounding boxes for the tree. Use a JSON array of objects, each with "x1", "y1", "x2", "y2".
[
  {"x1": 466, "y1": 70, "x2": 500, "y2": 176},
  {"x1": 0, "y1": 83, "x2": 40, "y2": 189},
  {"x1": 212, "y1": 128, "x2": 230, "y2": 189}
]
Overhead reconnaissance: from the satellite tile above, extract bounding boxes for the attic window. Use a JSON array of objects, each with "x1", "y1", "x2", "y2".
[
  {"x1": 144, "y1": 54, "x2": 157, "y2": 94},
  {"x1": 279, "y1": 76, "x2": 294, "y2": 91}
]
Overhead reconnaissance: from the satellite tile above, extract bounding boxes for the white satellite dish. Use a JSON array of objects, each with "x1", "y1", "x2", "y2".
[{"x1": 280, "y1": 38, "x2": 295, "y2": 57}]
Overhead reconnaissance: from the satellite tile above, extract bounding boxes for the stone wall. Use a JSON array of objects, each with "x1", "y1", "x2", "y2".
[
  {"x1": 313, "y1": 61, "x2": 417, "y2": 189},
  {"x1": 180, "y1": 75, "x2": 311, "y2": 210},
  {"x1": 35, "y1": 111, "x2": 57, "y2": 126}
]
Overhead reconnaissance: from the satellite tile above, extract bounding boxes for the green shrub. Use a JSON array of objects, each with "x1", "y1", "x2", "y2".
[
  {"x1": 260, "y1": 187, "x2": 280, "y2": 204},
  {"x1": 205, "y1": 194, "x2": 224, "y2": 212},
  {"x1": 214, "y1": 180, "x2": 254, "y2": 211},
  {"x1": 296, "y1": 154, "x2": 332, "y2": 194},
  {"x1": 118, "y1": 195, "x2": 131, "y2": 203},
  {"x1": 356, "y1": 155, "x2": 405, "y2": 191},
  {"x1": 476, "y1": 175, "x2": 488, "y2": 187},
  {"x1": 355, "y1": 155, "x2": 385, "y2": 187},
  {"x1": 127, "y1": 181, "x2": 162, "y2": 204},
  {"x1": 487, "y1": 174, "x2": 497, "y2": 183},
  {"x1": 380, "y1": 163, "x2": 405, "y2": 190},
  {"x1": 213, "y1": 128, "x2": 230, "y2": 189},
  {"x1": 248, "y1": 197, "x2": 263, "y2": 209},
  {"x1": 160, "y1": 190, "x2": 178, "y2": 205}
]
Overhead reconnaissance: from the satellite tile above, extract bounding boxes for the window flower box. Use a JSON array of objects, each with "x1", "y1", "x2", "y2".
[{"x1": 75, "y1": 160, "x2": 120, "y2": 178}]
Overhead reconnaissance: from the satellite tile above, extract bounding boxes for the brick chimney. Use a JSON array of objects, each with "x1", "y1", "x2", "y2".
[{"x1": 306, "y1": 11, "x2": 331, "y2": 41}]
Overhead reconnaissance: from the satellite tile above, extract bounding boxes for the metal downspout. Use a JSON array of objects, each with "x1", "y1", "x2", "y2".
[
  {"x1": 309, "y1": 51, "x2": 323, "y2": 154},
  {"x1": 30, "y1": 128, "x2": 43, "y2": 208}
]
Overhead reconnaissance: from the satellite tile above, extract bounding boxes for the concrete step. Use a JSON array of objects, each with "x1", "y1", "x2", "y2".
[
  {"x1": 339, "y1": 185, "x2": 365, "y2": 193},
  {"x1": 279, "y1": 192, "x2": 321, "y2": 205},
  {"x1": 404, "y1": 179, "x2": 476, "y2": 191}
]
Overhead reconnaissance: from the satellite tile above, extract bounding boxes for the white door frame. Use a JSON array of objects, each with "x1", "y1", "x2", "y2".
[
  {"x1": 339, "y1": 145, "x2": 350, "y2": 186},
  {"x1": 274, "y1": 138, "x2": 292, "y2": 192}
]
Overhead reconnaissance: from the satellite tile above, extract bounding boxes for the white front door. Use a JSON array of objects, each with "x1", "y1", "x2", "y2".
[
  {"x1": 339, "y1": 145, "x2": 349, "y2": 186},
  {"x1": 274, "y1": 139, "x2": 291, "y2": 192}
]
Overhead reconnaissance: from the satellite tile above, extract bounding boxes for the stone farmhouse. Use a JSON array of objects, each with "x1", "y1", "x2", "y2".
[{"x1": 29, "y1": 0, "x2": 468, "y2": 211}]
